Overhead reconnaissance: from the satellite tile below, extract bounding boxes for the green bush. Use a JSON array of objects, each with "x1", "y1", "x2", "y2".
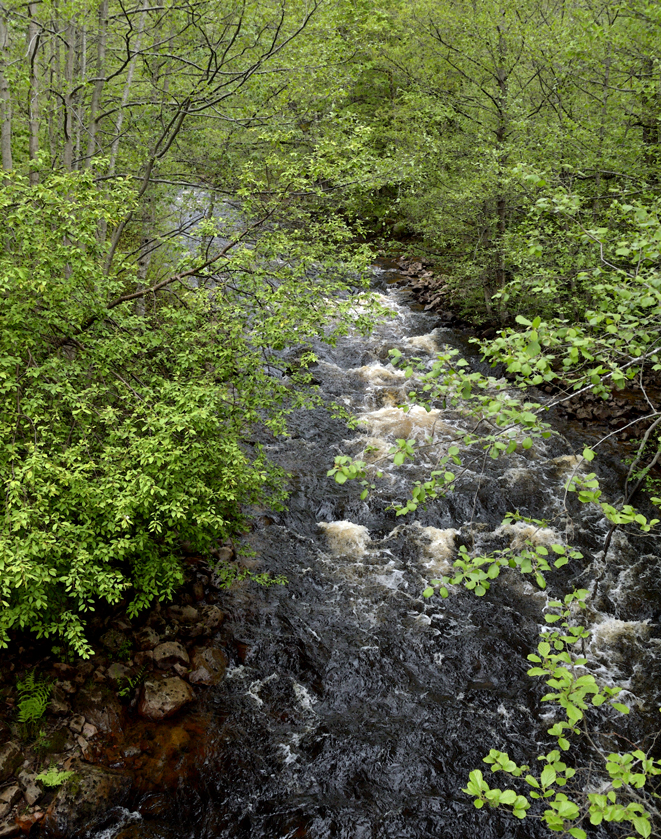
[{"x1": 0, "y1": 169, "x2": 375, "y2": 655}]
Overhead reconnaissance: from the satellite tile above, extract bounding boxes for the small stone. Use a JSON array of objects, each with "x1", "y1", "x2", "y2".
[
  {"x1": 0, "y1": 821, "x2": 20, "y2": 838},
  {"x1": 138, "y1": 676, "x2": 194, "y2": 721},
  {"x1": 192, "y1": 582, "x2": 205, "y2": 601},
  {"x1": 172, "y1": 663, "x2": 189, "y2": 677},
  {"x1": 69, "y1": 715, "x2": 85, "y2": 735},
  {"x1": 23, "y1": 782, "x2": 42, "y2": 807},
  {"x1": 57, "y1": 680, "x2": 77, "y2": 695},
  {"x1": 0, "y1": 742, "x2": 22, "y2": 783},
  {"x1": 48, "y1": 685, "x2": 71, "y2": 716},
  {"x1": 15, "y1": 813, "x2": 43, "y2": 833},
  {"x1": 134, "y1": 627, "x2": 160, "y2": 651},
  {"x1": 153, "y1": 642, "x2": 189, "y2": 670},
  {"x1": 0, "y1": 787, "x2": 21, "y2": 808},
  {"x1": 0, "y1": 804, "x2": 10, "y2": 821},
  {"x1": 81, "y1": 723, "x2": 97, "y2": 740},
  {"x1": 214, "y1": 546, "x2": 233, "y2": 563},
  {"x1": 105, "y1": 663, "x2": 130, "y2": 683},
  {"x1": 76, "y1": 735, "x2": 89, "y2": 751}
]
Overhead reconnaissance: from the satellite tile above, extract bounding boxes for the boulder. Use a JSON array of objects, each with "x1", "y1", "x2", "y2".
[
  {"x1": 0, "y1": 742, "x2": 22, "y2": 783},
  {"x1": 138, "y1": 677, "x2": 194, "y2": 721},
  {"x1": 153, "y1": 642, "x2": 189, "y2": 670},
  {"x1": 134, "y1": 627, "x2": 160, "y2": 651},
  {"x1": 44, "y1": 760, "x2": 131, "y2": 838},
  {"x1": 188, "y1": 647, "x2": 228, "y2": 686},
  {"x1": 167, "y1": 605, "x2": 199, "y2": 625},
  {"x1": 188, "y1": 605, "x2": 224, "y2": 638}
]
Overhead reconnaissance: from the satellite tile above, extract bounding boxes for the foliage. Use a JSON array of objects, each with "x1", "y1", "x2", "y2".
[
  {"x1": 0, "y1": 166, "x2": 379, "y2": 656},
  {"x1": 35, "y1": 767, "x2": 75, "y2": 788},
  {"x1": 16, "y1": 671, "x2": 51, "y2": 726},
  {"x1": 117, "y1": 667, "x2": 146, "y2": 699}
]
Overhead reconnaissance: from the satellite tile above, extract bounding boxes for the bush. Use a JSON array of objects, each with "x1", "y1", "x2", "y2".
[{"x1": 0, "y1": 170, "x2": 374, "y2": 655}]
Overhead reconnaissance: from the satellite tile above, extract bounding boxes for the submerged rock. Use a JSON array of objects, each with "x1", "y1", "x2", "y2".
[
  {"x1": 188, "y1": 647, "x2": 227, "y2": 686},
  {"x1": 138, "y1": 676, "x2": 194, "y2": 720}
]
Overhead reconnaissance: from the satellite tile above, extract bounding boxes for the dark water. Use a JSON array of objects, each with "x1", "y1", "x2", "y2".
[{"x1": 96, "y1": 263, "x2": 661, "y2": 839}]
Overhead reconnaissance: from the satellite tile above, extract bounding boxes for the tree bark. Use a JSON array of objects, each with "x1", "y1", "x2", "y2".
[
  {"x1": 27, "y1": 2, "x2": 40, "y2": 183},
  {"x1": 0, "y1": 12, "x2": 12, "y2": 170},
  {"x1": 84, "y1": 0, "x2": 108, "y2": 167}
]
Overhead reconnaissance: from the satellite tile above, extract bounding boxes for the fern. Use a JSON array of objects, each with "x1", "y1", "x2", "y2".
[
  {"x1": 35, "y1": 767, "x2": 74, "y2": 788},
  {"x1": 16, "y1": 672, "x2": 51, "y2": 725}
]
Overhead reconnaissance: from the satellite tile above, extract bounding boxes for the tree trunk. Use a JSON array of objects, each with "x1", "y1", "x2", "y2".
[
  {"x1": 84, "y1": 0, "x2": 108, "y2": 167},
  {"x1": 27, "y1": 3, "x2": 40, "y2": 184},
  {"x1": 0, "y1": 13, "x2": 12, "y2": 171}
]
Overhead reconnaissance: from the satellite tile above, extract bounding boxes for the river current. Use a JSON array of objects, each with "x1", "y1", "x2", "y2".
[{"x1": 97, "y1": 261, "x2": 661, "y2": 839}]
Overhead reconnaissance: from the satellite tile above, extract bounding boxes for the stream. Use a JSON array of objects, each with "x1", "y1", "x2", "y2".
[{"x1": 97, "y1": 260, "x2": 661, "y2": 839}]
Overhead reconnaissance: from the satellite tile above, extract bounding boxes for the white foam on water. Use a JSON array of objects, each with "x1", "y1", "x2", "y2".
[
  {"x1": 591, "y1": 618, "x2": 650, "y2": 652},
  {"x1": 350, "y1": 363, "x2": 406, "y2": 385},
  {"x1": 318, "y1": 521, "x2": 371, "y2": 556},
  {"x1": 407, "y1": 333, "x2": 438, "y2": 354},
  {"x1": 419, "y1": 526, "x2": 458, "y2": 575},
  {"x1": 358, "y1": 405, "x2": 455, "y2": 442},
  {"x1": 496, "y1": 520, "x2": 560, "y2": 549}
]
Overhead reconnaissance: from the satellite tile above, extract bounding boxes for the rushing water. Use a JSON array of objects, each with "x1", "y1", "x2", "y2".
[{"x1": 97, "y1": 261, "x2": 661, "y2": 839}]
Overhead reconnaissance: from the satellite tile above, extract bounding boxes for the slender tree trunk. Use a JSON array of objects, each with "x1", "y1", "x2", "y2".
[
  {"x1": 0, "y1": 13, "x2": 12, "y2": 170},
  {"x1": 109, "y1": 0, "x2": 149, "y2": 174},
  {"x1": 27, "y1": 3, "x2": 40, "y2": 183},
  {"x1": 84, "y1": 0, "x2": 108, "y2": 167},
  {"x1": 63, "y1": 23, "x2": 76, "y2": 171}
]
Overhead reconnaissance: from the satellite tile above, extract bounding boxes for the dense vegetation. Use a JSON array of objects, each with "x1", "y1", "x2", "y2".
[{"x1": 1, "y1": 0, "x2": 661, "y2": 833}]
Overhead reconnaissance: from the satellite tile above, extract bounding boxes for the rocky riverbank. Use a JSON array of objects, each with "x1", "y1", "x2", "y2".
[{"x1": 0, "y1": 548, "x2": 238, "y2": 837}]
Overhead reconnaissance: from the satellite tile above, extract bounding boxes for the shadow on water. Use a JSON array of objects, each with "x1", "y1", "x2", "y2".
[{"x1": 89, "y1": 263, "x2": 661, "y2": 839}]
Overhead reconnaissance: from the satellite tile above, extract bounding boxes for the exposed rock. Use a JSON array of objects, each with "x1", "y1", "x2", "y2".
[
  {"x1": 153, "y1": 642, "x2": 189, "y2": 670},
  {"x1": 77, "y1": 735, "x2": 89, "y2": 752},
  {"x1": 52, "y1": 663, "x2": 76, "y2": 679},
  {"x1": 15, "y1": 812, "x2": 43, "y2": 834},
  {"x1": 82, "y1": 723, "x2": 97, "y2": 740},
  {"x1": 188, "y1": 647, "x2": 228, "y2": 686},
  {"x1": 138, "y1": 676, "x2": 194, "y2": 721},
  {"x1": 73, "y1": 684, "x2": 122, "y2": 734},
  {"x1": 188, "y1": 604, "x2": 224, "y2": 638},
  {"x1": 44, "y1": 760, "x2": 132, "y2": 838},
  {"x1": 56, "y1": 679, "x2": 77, "y2": 695},
  {"x1": 106, "y1": 663, "x2": 130, "y2": 683},
  {"x1": 134, "y1": 627, "x2": 160, "y2": 651},
  {"x1": 167, "y1": 605, "x2": 199, "y2": 625},
  {"x1": 48, "y1": 685, "x2": 71, "y2": 716},
  {"x1": 192, "y1": 582, "x2": 205, "y2": 601},
  {"x1": 0, "y1": 722, "x2": 10, "y2": 747},
  {"x1": 18, "y1": 771, "x2": 42, "y2": 807},
  {"x1": 134, "y1": 651, "x2": 154, "y2": 669},
  {"x1": 69, "y1": 715, "x2": 85, "y2": 734},
  {"x1": 75, "y1": 661, "x2": 95, "y2": 679},
  {"x1": 0, "y1": 786, "x2": 22, "y2": 809},
  {"x1": 0, "y1": 820, "x2": 20, "y2": 838},
  {"x1": 100, "y1": 629, "x2": 129, "y2": 654},
  {"x1": 0, "y1": 742, "x2": 22, "y2": 783},
  {"x1": 172, "y1": 663, "x2": 189, "y2": 678}
]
